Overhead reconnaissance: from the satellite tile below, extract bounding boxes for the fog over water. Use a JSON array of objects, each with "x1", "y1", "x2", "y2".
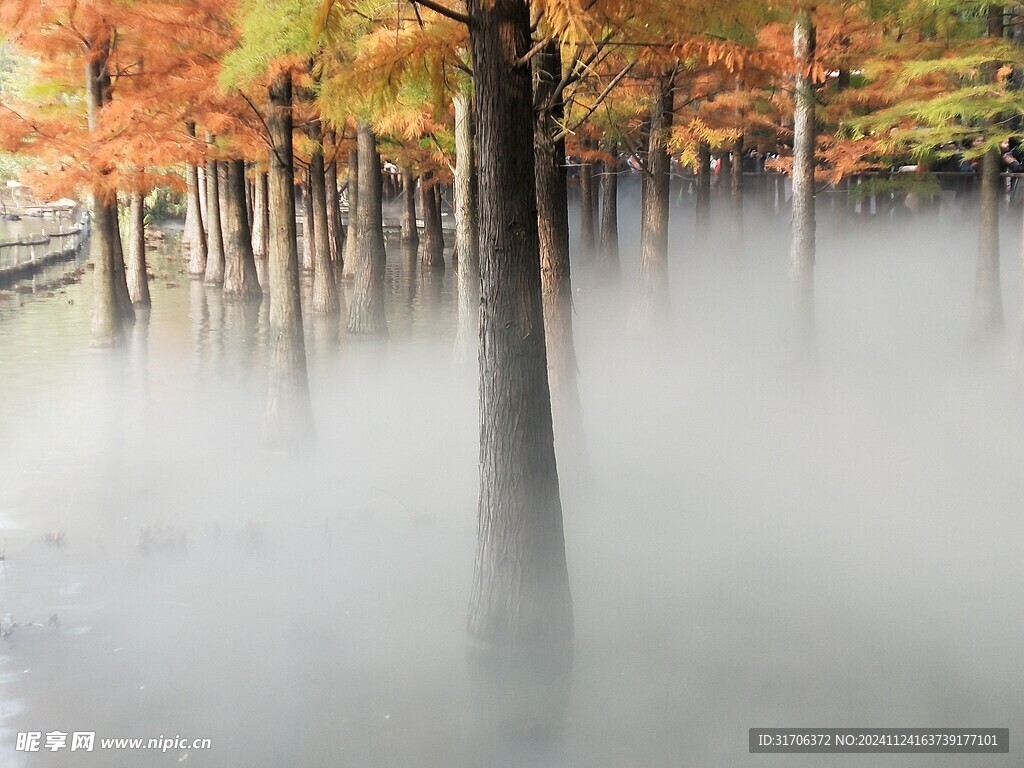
[{"x1": 0, "y1": 182, "x2": 1022, "y2": 767}]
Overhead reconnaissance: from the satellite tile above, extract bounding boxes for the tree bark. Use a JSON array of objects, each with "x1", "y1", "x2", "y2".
[
  {"x1": 454, "y1": 88, "x2": 480, "y2": 359},
  {"x1": 534, "y1": 40, "x2": 584, "y2": 463},
  {"x1": 301, "y1": 178, "x2": 314, "y2": 273},
  {"x1": 185, "y1": 123, "x2": 207, "y2": 276},
  {"x1": 253, "y1": 170, "x2": 270, "y2": 288},
  {"x1": 204, "y1": 152, "x2": 226, "y2": 287},
  {"x1": 222, "y1": 158, "x2": 263, "y2": 301},
  {"x1": 263, "y1": 70, "x2": 313, "y2": 449},
  {"x1": 400, "y1": 166, "x2": 419, "y2": 247},
  {"x1": 309, "y1": 119, "x2": 339, "y2": 314},
  {"x1": 347, "y1": 122, "x2": 388, "y2": 335},
  {"x1": 421, "y1": 171, "x2": 445, "y2": 268},
  {"x1": 598, "y1": 139, "x2": 620, "y2": 285},
  {"x1": 466, "y1": 0, "x2": 572, "y2": 734},
  {"x1": 696, "y1": 141, "x2": 712, "y2": 233},
  {"x1": 730, "y1": 135, "x2": 744, "y2": 251},
  {"x1": 85, "y1": 49, "x2": 122, "y2": 348},
  {"x1": 578, "y1": 143, "x2": 596, "y2": 261},
  {"x1": 127, "y1": 186, "x2": 151, "y2": 308},
  {"x1": 342, "y1": 148, "x2": 359, "y2": 280},
  {"x1": 110, "y1": 201, "x2": 135, "y2": 322},
  {"x1": 326, "y1": 134, "x2": 344, "y2": 266},
  {"x1": 972, "y1": 6, "x2": 1005, "y2": 343},
  {"x1": 790, "y1": 9, "x2": 817, "y2": 357},
  {"x1": 633, "y1": 72, "x2": 675, "y2": 329}
]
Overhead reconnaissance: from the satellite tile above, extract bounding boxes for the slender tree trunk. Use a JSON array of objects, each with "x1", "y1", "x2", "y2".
[
  {"x1": 110, "y1": 201, "x2": 135, "y2": 322},
  {"x1": 198, "y1": 165, "x2": 208, "y2": 227},
  {"x1": 790, "y1": 9, "x2": 817, "y2": 357},
  {"x1": 204, "y1": 152, "x2": 226, "y2": 286},
  {"x1": 301, "y1": 178, "x2": 314, "y2": 273},
  {"x1": 454, "y1": 88, "x2": 480, "y2": 358},
  {"x1": 185, "y1": 123, "x2": 207, "y2": 276},
  {"x1": 342, "y1": 149, "x2": 359, "y2": 280},
  {"x1": 245, "y1": 172, "x2": 254, "y2": 231},
  {"x1": 696, "y1": 142, "x2": 712, "y2": 232},
  {"x1": 86, "y1": 49, "x2": 122, "y2": 348},
  {"x1": 730, "y1": 135, "x2": 745, "y2": 251},
  {"x1": 633, "y1": 72, "x2": 675, "y2": 329},
  {"x1": 264, "y1": 70, "x2": 313, "y2": 448},
  {"x1": 578, "y1": 143, "x2": 596, "y2": 261},
  {"x1": 400, "y1": 166, "x2": 419, "y2": 246},
  {"x1": 466, "y1": 0, "x2": 572, "y2": 735},
  {"x1": 222, "y1": 159, "x2": 263, "y2": 301},
  {"x1": 309, "y1": 120, "x2": 339, "y2": 314},
  {"x1": 127, "y1": 186, "x2": 151, "y2": 308},
  {"x1": 534, "y1": 40, "x2": 585, "y2": 464},
  {"x1": 347, "y1": 122, "x2": 387, "y2": 334},
  {"x1": 421, "y1": 172, "x2": 445, "y2": 268},
  {"x1": 598, "y1": 137, "x2": 621, "y2": 285},
  {"x1": 972, "y1": 6, "x2": 1005, "y2": 343},
  {"x1": 326, "y1": 134, "x2": 344, "y2": 266},
  {"x1": 252, "y1": 169, "x2": 268, "y2": 259}
]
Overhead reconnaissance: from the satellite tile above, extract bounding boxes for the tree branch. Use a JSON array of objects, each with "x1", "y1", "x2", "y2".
[{"x1": 409, "y1": 0, "x2": 470, "y2": 25}]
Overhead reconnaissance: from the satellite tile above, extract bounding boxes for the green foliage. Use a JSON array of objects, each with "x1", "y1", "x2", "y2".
[
  {"x1": 146, "y1": 187, "x2": 184, "y2": 221},
  {"x1": 220, "y1": 0, "x2": 322, "y2": 88}
]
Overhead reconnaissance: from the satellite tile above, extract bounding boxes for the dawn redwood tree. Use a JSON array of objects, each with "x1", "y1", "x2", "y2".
[
  {"x1": 347, "y1": 121, "x2": 387, "y2": 334},
  {"x1": 633, "y1": 71, "x2": 676, "y2": 329},
  {"x1": 400, "y1": 166, "x2": 419, "y2": 247},
  {"x1": 222, "y1": 158, "x2": 263, "y2": 301},
  {"x1": 421, "y1": 171, "x2": 445, "y2": 268},
  {"x1": 309, "y1": 117, "x2": 339, "y2": 314},
  {"x1": 598, "y1": 137, "x2": 620, "y2": 284},
  {"x1": 126, "y1": 182, "x2": 151, "y2": 308},
  {"x1": 342, "y1": 147, "x2": 359, "y2": 279},
  {"x1": 465, "y1": 0, "x2": 573, "y2": 730},
  {"x1": 264, "y1": 69, "x2": 313, "y2": 447},
  {"x1": 578, "y1": 141, "x2": 596, "y2": 261},
  {"x1": 790, "y1": 6, "x2": 817, "y2": 357},
  {"x1": 185, "y1": 123, "x2": 208, "y2": 276},
  {"x1": 453, "y1": 87, "x2": 479, "y2": 358},
  {"x1": 205, "y1": 153, "x2": 227, "y2": 287}
]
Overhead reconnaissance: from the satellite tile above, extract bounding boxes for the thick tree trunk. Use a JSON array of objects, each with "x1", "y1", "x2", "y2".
[
  {"x1": 454, "y1": 88, "x2": 480, "y2": 358},
  {"x1": 222, "y1": 159, "x2": 263, "y2": 301},
  {"x1": 597, "y1": 138, "x2": 620, "y2": 284},
  {"x1": 263, "y1": 70, "x2": 313, "y2": 449},
  {"x1": 534, "y1": 40, "x2": 584, "y2": 463},
  {"x1": 347, "y1": 122, "x2": 388, "y2": 335},
  {"x1": 633, "y1": 73, "x2": 675, "y2": 328},
  {"x1": 127, "y1": 187, "x2": 151, "y2": 308},
  {"x1": 185, "y1": 123, "x2": 207, "y2": 276},
  {"x1": 400, "y1": 167, "x2": 419, "y2": 247},
  {"x1": 253, "y1": 170, "x2": 270, "y2": 288},
  {"x1": 110, "y1": 202, "x2": 135, "y2": 322},
  {"x1": 86, "y1": 51, "x2": 122, "y2": 348},
  {"x1": 342, "y1": 149, "x2": 359, "y2": 280},
  {"x1": 309, "y1": 120, "x2": 339, "y2": 314},
  {"x1": 790, "y1": 10, "x2": 817, "y2": 357},
  {"x1": 421, "y1": 171, "x2": 445, "y2": 268},
  {"x1": 204, "y1": 153, "x2": 226, "y2": 287},
  {"x1": 326, "y1": 136, "x2": 344, "y2": 266},
  {"x1": 466, "y1": 0, "x2": 572, "y2": 735}
]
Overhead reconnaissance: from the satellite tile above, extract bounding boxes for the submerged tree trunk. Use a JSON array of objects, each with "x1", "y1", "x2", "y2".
[
  {"x1": 347, "y1": 122, "x2": 387, "y2": 335},
  {"x1": 309, "y1": 120, "x2": 339, "y2": 314},
  {"x1": 696, "y1": 141, "x2": 712, "y2": 232},
  {"x1": 326, "y1": 136, "x2": 344, "y2": 266},
  {"x1": 127, "y1": 187, "x2": 151, "y2": 308},
  {"x1": 342, "y1": 148, "x2": 359, "y2": 280},
  {"x1": 534, "y1": 40, "x2": 585, "y2": 464},
  {"x1": 789, "y1": 9, "x2": 817, "y2": 357},
  {"x1": 597, "y1": 138, "x2": 620, "y2": 285},
  {"x1": 578, "y1": 143, "x2": 596, "y2": 262},
  {"x1": 972, "y1": 6, "x2": 1005, "y2": 344},
  {"x1": 185, "y1": 123, "x2": 207, "y2": 276},
  {"x1": 263, "y1": 70, "x2": 313, "y2": 449},
  {"x1": 633, "y1": 72, "x2": 675, "y2": 329},
  {"x1": 110, "y1": 202, "x2": 135, "y2": 323},
  {"x1": 222, "y1": 159, "x2": 263, "y2": 301},
  {"x1": 86, "y1": 50, "x2": 122, "y2": 347},
  {"x1": 421, "y1": 171, "x2": 445, "y2": 268},
  {"x1": 466, "y1": 0, "x2": 573, "y2": 735},
  {"x1": 453, "y1": 89, "x2": 480, "y2": 358},
  {"x1": 204, "y1": 153, "x2": 226, "y2": 287},
  {"x1": 400, "y1": 166, "x2": 419, "y2": 247}
]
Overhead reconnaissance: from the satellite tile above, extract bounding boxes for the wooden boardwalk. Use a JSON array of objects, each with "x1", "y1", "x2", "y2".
[{"x1": 0, "y1": 208, "x2": 89, "y2": 286}]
